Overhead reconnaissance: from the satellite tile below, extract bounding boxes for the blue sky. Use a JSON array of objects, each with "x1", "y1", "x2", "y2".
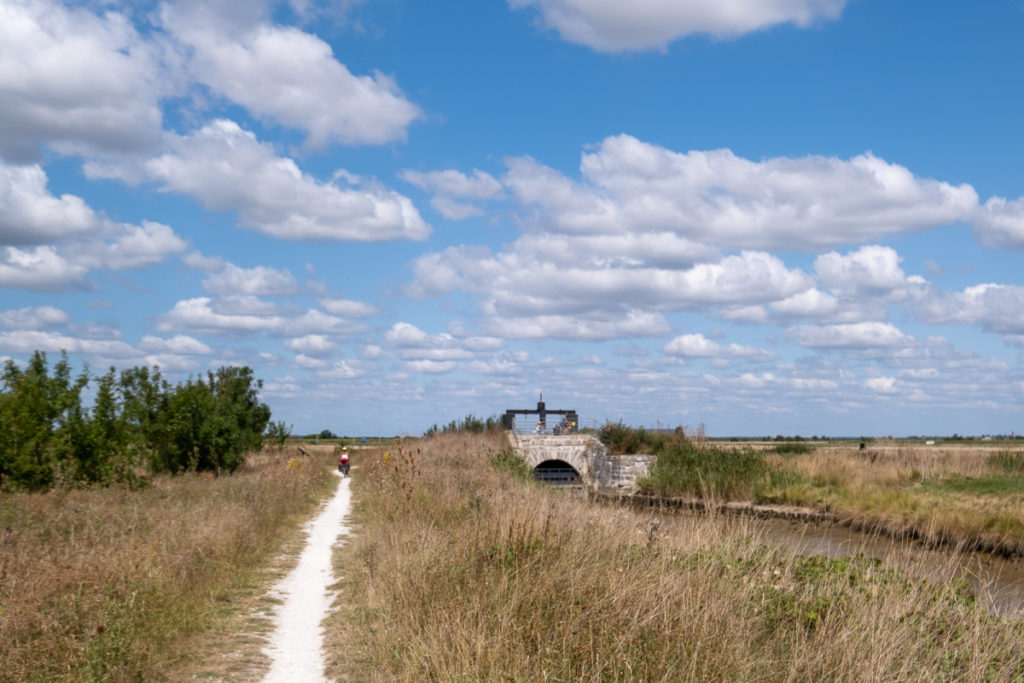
[{"x1": 3, "y1": 0, "x2": 1024, "y2": 437}]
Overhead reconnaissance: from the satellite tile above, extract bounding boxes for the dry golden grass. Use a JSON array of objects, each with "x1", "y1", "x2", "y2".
[
  {"x1": 325, "y1": 433, "x2": 1024, "y2": 681},
  {"x1": 0, "y1": 445, "x2": 338, "y2": 681}
]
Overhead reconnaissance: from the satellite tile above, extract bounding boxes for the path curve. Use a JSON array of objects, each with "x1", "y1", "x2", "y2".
[{"x1": 262, "y1": 471, "x2": 350, "y2": 682}]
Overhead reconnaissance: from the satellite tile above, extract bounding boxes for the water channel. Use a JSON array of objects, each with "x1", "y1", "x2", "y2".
[{"x1": 653, "y1": 509, "x2": 1024, "y2": 619}]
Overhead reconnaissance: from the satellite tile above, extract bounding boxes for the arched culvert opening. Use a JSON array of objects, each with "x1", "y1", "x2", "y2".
[{"x1": 533, "y1": 459, "x2": 581, "y2": 486}]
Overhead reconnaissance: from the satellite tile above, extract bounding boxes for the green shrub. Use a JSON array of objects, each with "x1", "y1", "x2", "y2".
[
  {"x1": 266, "y1": 420, "x2": 293, "y2": 447},
  {"x1": 490, "y1": 449, "x2": 534, "y2": 481},
  {"x1": 598, "y1": 421, "x2": 674, "y2": 454},
  {"x1": 156, "y1": 367, "x2": 270, "y2": 474}
]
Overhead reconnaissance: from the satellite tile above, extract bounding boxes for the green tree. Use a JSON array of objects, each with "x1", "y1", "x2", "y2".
[
  {"x1": 1, "y1": 353, "x2": 273, "y2": 488},
  {"x1": 157, "y1": 366, "x2": 271, "y2": 474},
  {"x1": 118, "y1": 365, "x2": 169, "y2": 462},
  {"x1": 0, "y1": 352, "x2": 89, "y2": 489},
  {"x1": 78, "y1": 368, "x2": 126, "y2": 484},
  {"x1": 266, "y1": 420, "x2": 292, "y2": 447}
]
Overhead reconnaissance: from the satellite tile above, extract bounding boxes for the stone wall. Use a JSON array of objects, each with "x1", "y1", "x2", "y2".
[
  {"x1": 591, "y1": 452, "x2": 655, "y2": 491},
  {"x1": 509, "y1": 432, "x2": 654, "y2": 490}
]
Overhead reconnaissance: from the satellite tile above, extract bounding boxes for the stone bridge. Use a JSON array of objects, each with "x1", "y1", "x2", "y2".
[{"x1": 508, "y1": 432, "x2": 655, "y2": 491}]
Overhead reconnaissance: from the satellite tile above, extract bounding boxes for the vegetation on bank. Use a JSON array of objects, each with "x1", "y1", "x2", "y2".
[
  {"x1": 599, "y1": 423, "x2": 1024, "y2": 554},
  {"x1": 0, "y1": 351, "x2": 271, "y2": 490},
  {"x1": 0, "y1": 446, "x2": 338, "y2": 680},
  {"x1": 326, "y1": 431, "x2": 1024, "y2": 680},
  {"x1": 764, "y1": 444, "x2": 1024, "y2": 553},
  {"x1": 600, "y1": 422, "x2": 777, "y2": 499}
]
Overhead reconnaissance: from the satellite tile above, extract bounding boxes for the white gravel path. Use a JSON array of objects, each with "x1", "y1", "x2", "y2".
[{"x1": 262, "y1": 471, "x2": 350, "y2": 682}]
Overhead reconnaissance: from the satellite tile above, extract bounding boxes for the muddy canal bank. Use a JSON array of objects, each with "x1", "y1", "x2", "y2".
[
  {"x1": 604, "y1": 492, "x2": 1024, "y2": 558},
  {"x1": 592, "y1": 491, "x2": 1024, "y2": 619}
]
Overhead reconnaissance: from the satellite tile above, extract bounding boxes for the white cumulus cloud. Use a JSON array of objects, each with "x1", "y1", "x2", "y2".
[
  {"x1": 0, "y1": 305, "x2": 69, "y2": 330},
  {"x1": 790, "y1": 322, "x2": 914, "y2": 349},
  {"x1": 505, "y1": 135, "x2": 980, "y2": 251},
  {"x1": 162, "y1": 4, "x2": 420, "y2": 147},
  {"x1": 318, "y1": 297, "x2": 378, "y2": 318},
  {"x1": 107, "y1": 119, "x2": 430, "y2": 242},
  {"x1": 138, "y1": 335, "x2": 212, "y2": 355},
  {"x1": 509, "y1": 0, "x2": 848, "y2": 52},
  {"x1": 0, "y1": 0, "x2": 174, "y2": 160},
  {"x1": 913, "y1": 283, "x2": 1024, "y2": 336},
  {"x1": 815, "y1": 245, "x2": 910, "y2": 298},
  {"x1": 285, "y1": 334, "x2": 337, "y2": 356},
  {"x1": 0, "y1": 163, "x2": 97, "y2": 245},
  {"x1": 0, "y1": 245, "x2": 88, "y2": 290},
  {"x1": 865, "y1": 376, "x2": 898, "y2": 393},
  {"x1": 663, "y1": 333, "x2": 774, "y2": 360},
  {"x1": 203, "y1": 263, "x2": 300, "y2": 296}
]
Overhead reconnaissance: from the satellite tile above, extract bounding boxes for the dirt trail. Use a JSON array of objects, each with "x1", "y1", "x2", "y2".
[{"x1": 262, "y1": 471, "x2": 350, "y2": 682}]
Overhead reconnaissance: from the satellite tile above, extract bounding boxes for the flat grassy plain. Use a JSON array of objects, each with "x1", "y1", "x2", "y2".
[
  {"x1": 326, "y1": 432, "x2": 1024, "y2": 681},
  {"x1": 0, "y1": 445, "x2": 338, "y2": 681}
]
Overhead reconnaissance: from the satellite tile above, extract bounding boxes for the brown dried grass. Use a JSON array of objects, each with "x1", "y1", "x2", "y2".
[{"x1": 0, "y1": 445, "x2": 337, "y2": 681}]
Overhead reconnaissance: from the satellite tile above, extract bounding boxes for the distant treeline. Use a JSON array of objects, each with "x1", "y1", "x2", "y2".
[
  {"x1": 424, "y1": 414, "x2": 502, "y2": 436},
  {"x1": 0, "y1": 351, "x2": 271, "y2": 491}
]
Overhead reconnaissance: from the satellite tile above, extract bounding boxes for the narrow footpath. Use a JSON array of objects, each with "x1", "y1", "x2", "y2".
[{"x1": 262, "y1": 471, "x2": 351, "y2": 682}]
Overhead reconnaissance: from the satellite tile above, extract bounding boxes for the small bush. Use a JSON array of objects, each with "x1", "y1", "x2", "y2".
[
  {"x1": 598, "y1": 422, "x2": 675, "y2": 454},
  {"x1": 490, "y1": 449, "x2": 533, "y2": 481}
]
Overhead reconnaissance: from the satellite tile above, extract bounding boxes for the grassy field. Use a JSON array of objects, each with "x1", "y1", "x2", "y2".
[
  {"x1": 0, "y1": 445, "x2": 338, "y2": 681},
  {"x1": 325, "y1": 431, "x2": 1024, "y2": 681},
  {"x1": 5, "y1": 432, "x2": 1023, "y2": 680}
]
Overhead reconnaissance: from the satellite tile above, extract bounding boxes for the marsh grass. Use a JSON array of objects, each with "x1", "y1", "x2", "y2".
[
  {"x1": 325, "y1": 433, "x2": 1024, "y2": 681},
  {"x1": 641, "y1": 440, "x2": 769, "y2": 499},
  {"x1": 0, "y1": 445, "x2": 337, "y2": 680},
  {"x1": 757, "y1": 445, "x2": 1024, "y2": 554},
  {"x1": 989, "y1": 450, "x2": 1024, "y2": 475}
]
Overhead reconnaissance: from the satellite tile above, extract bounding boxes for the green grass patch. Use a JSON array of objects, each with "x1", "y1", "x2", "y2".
[{"x1": 923, "y1": 475, "x2": 1024, "y2": 497}]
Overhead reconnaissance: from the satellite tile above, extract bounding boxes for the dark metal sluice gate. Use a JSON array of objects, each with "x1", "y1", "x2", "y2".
[
  {"x1": 532, "y1": 460, "x2": 581, "y2": 486},
  {"x1": 503, "y1": 394, "x2": 578, "y2": 435}
]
